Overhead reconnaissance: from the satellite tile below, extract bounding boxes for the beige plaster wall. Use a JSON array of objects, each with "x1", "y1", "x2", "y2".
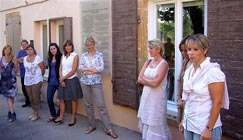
[{"x1": 0, "y1": 0, "x2": 139, "y2": 132}]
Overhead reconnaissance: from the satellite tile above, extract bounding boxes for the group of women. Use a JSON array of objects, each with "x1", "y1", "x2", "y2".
[
  {"x1": 137, "y1": 34, "x2": 229, "y2": 140},
  {"x1": 1, "y1": 33, "x2": 229, "y2": 140},
  {"x1": 0, "y1": 36, "x2": 117, "y2": 138}
]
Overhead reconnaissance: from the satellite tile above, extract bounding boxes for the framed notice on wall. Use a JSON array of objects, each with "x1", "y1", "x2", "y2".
[{"x1": 81, "y1": 0, "x2": 111, "y2": 76}]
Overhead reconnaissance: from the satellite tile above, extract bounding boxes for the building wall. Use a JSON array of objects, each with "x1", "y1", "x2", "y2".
[
  {"x1": 208, "y1": 0, "x2": 243, "y2": 139},
  {"x1": 0, "y1": 0, "x2": 139, "y2": 132}
]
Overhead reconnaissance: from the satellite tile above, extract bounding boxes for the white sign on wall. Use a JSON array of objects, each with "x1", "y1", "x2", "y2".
[{"x1": 81, "y1": 0, "x2": 111, "y2": 75}]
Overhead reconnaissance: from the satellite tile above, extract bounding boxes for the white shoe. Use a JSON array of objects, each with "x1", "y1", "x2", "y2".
[
  {"x1": 31, "y1": 116, "x2": 40, "y2": 121},
  {"x1": 28, "y1": 115, "x2": 33, "y2": 120}
]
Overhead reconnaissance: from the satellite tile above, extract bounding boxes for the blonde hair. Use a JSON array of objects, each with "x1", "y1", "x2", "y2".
[
  {"x1": 186, "y1": 34, "x2": 209, "y2": 55},
  {"x1": 2, "y1": 44, "x2": 14, "y2": 61},
  {"x1": 148, "y1": 38, "x2": 164, "y2": 56}
]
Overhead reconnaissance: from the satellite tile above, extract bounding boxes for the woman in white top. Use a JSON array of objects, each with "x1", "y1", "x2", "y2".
[
  {"x1": 181, "y1": 34, "x2": 229, "y2": 140},
  {"x1": 137, "y1": 39, "x2": 171, "y2": 140},
  {"x1": 24, "y1": 45, "x2": 45, "y2": 121},
  {"x1": 54, "y1": 40, "x2": 82, "y2": 126}
]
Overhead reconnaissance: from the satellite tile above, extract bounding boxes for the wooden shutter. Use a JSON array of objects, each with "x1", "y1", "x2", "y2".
[
  {"x1": 63, "y1": 17, "x2": 73, "y2": 42},
  {"x1": 6, "y1": 14, "x2": 21, "y2": 56},
  {"x1": 112, "y1": 0, "x2": 138, "y2": 109}
]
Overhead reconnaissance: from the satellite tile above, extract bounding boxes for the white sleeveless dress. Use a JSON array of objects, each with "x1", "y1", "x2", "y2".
[{"x1": 137, "y1": 59, "x2": 171, "y2": 140}]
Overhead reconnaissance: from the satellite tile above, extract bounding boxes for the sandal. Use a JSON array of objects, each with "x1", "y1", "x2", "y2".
[
  {"x1": 53, "y1": 118, "x2": 64, "y2": 124},
  {"x1": 85, "y1": 127, "x2": 96, "y2": 134},
  {"x1": 47, "y1": 117, "x2": 56, "y2": 122},
  {"x1": 106, "y1": 130, "x2": 118, "y2": 138}
]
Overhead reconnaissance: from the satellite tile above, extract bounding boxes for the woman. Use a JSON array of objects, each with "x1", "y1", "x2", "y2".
[
  {"x1": 176, "y1": 36, "x2": 191, "y2": 124},
  {"x1": 0, "y1": 45, "x2": 18, "y2": 122},
  {"x1": 79, "y1": 36, "x2": 117, "y2": 138},
  {"x1": 181, "y1": 34, "x2": 229, "y2": 140},
  {"x1": 137, "y1": 39, "x2": 171, "y2": 140},
  {"x1": 54, "y1": 40, "x2": 82, "y2": 126},
  {"x1": 23, "y1": 44, "x2": 45, "y2": 121},
  {"x1": 47, "y1": 43, "x2": 62, "y2": 122}
]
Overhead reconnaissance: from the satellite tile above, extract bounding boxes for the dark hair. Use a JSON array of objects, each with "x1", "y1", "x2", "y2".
[
  {"x1": 62, "y1": 40, "x2": 74, "y2": 56},
  {"x1": 48, "y1": 43, "x2": 62, "y2": 63},
  {"x1": 21, "y1": 39, "x2": 29, "y2": 45},
  {"x1": 179, "y1": 35, "x2": 190, "y2": 52},
  {"x1": 26, "y1": 44, "x2": 35, "y2": 50}
]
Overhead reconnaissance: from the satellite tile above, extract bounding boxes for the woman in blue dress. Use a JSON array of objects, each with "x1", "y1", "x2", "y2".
[
  {"x1": 47, "y1": 43, "x2": 62, "y2": 122},
  {"x1": 0, "y1": 45, "x2": 18, "y2": 122}
]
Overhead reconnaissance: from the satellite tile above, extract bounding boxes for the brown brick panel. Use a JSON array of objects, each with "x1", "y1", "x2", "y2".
[
  {"x1": 112, "y1": 0, "x2": 138, "y2": 109},
  {"x1": 208, "y1": 0, "x2": 243, "y2": 138}
]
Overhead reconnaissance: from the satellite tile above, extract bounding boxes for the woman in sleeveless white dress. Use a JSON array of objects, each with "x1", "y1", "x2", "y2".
[{"x1": 138, "y1": 39, "x2": 171, "y2": 140}]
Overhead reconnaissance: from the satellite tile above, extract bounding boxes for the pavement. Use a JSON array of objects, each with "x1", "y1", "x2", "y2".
[{"x1": 0, "y1": 95, "x2": 234, "y2": 140}]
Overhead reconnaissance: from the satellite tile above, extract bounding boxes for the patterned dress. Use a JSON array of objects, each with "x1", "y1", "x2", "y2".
[{"x1": 0, "y1": 57, "x2": 17, "y2": 98}]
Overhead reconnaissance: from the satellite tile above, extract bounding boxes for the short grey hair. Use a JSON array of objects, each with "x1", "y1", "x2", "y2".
[
  {"x1": 84, "y1": 36, "x2": 95, "y2": 45},
  {"x1": 148, "y1": 38, "x2": 164, "y2": 56}
]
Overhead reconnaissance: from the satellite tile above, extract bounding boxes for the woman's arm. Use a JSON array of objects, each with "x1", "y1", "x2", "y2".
[
  {"x1": 38, "y1": 61, "x2": 45, "y2": 75},
  {"x1": 137, "y1": 60, "x2": 151, "y2": 85},
  {"x1": 140, "y1": 63, "x2": 168, "y2": 88},
  {"x1": 59, "y1": 57, "x2": 65, "y2": 87},
  {"x1": 13, "y1": 58, "x2": 19, "y2": 73},
  {"x1": 200, "y1": 82, "x2": 224, "y2": 140},
  {"x1": 80, "y1": 53, "x2": 104, "y2": 75}
]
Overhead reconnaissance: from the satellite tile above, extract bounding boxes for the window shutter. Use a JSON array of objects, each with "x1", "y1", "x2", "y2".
[
  {"x1": 112, "y1": 0, "x2": 138, "y2": 109},
  {"x1": 6, "y1": 14, "x2": 21, "y2": 56},
  {"x1": 64, "y1": 17, "x2": 73, "y2": 42}
]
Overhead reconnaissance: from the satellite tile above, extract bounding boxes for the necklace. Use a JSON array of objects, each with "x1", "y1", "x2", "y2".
[{"x1": 151, "y1": 59, "x2": 161, "y2": 67}]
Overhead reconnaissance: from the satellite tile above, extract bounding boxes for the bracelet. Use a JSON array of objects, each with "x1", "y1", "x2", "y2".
[{"x1": 206, "y1": 126, "x2": 213, "y2": 131}]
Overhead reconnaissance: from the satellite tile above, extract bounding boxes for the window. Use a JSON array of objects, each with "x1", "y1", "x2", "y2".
[
  {"x1": 34, "y1": 18, "x2": 72, "y2": 78},
  {"x1": 148, "y1": 0, "x2": 206, "y2": 116},
  {"x1": 49, "y1": 17, "x2": 72, "y2": 48}
]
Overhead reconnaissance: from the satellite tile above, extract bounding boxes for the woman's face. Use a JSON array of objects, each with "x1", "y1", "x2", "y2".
[
  {"x1": 187, "y1": 41, "x2": 207, "y2": 64},
  {"x1": 148, "y1": 46, "x2": 160, "y2": 57},
  {"x1": 26, "y1": 47, "x2": 34, "y2": 55},
  {"x1": 85, "y1": 42, "x2": 94, "y2": 51},
  {"x1": 4, "y1": 47, "x2": 11, "y2": 55},
  {"x1": 65, "y1": 45, "x2": 73, "y2": 54},
  {"x1": 180, "y1": 44, "x2": 189, "y2": 59},
  {"x1": 50, "y1": 45, "x2": 57, "y2": 55}
]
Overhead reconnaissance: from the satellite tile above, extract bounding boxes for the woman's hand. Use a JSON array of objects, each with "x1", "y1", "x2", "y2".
[
  {"x1": 177, "y1": 99, "x2": 184, "y2": 109},
  {"x1": 200, "y1": 129, "x2": 212, "y2": 140},
  {"x1": 60, "y1": 81, "x2": 65, "y2": 87},
  {"x1": 178, "y1": 122, "x2": 184, "y2": 134}
]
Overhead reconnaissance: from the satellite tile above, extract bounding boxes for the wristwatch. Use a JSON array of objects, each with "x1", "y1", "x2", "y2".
[{"x1": 206, "y1": 125, "x2": 213, "y2": 131}]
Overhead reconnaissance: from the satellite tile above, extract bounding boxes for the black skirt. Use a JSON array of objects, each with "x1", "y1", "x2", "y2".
[{"x1": 57, "y1": 77, "x2": 83, "y2": 100}]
